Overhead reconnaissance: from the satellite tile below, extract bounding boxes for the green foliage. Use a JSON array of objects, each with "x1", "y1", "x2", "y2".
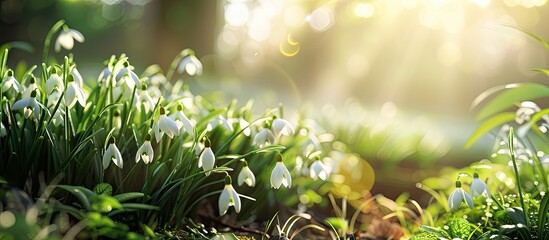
[
  {"x1": 414, "y1": 29, "x2": 549, "y2": 240},
  {"x1": 0, "y1": 19, "x2": 369, "y2": 238},
  {"x1": 448, "y1": 218, "x2": 473, "y2": 239},
  {"x1": 474, "y1": 83, "x2": 549, "y2": 121},
  {"x1": 409, "y1": 231, "x2": 439, "y2": 240},
  {"x1": 93, "y1": 183, "x2": 113, "y2": 195}
]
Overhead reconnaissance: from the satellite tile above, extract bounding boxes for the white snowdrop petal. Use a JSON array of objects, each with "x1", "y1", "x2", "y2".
[{"x1": 218, "y1": 187, "x2": 231, "y2": 216}]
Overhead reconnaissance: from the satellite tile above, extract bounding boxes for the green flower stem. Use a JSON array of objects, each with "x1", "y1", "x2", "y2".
[
  {"x1": 176, "y1": 179, "x2": 226, "y2": 218},
  {"x1": 20, "y1": 117, "x2": 28, "y2": 158},
  {"x1": 214, "y1": 116, "x2": 271, "y2": 156},
  {"x1": 41, "y1": 20, "x2": 65, "y2": 66},
  {"x1": 0, "y1": 49, "x2": 7, "y2": 123},
  {"x1": 0, "y1": 48, "x2": 7, "y2": 77},
  {"x1": 508, "y1": 128, "x2": 530, "y2": 225},
  {"x1": 115, "y1": 161, "x2": 141, "y2": 194},
  {"x1": 63, "y1": 57, "x2": 70, "y2": 159},
  {"x1": 118, "y1": 86, "x2": 137, "y2": 144}
]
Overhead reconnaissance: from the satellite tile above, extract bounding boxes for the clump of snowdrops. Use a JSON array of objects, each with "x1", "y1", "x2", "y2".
[{"x1": 0, "y1": 19, "x2": 354, "y2": 237}]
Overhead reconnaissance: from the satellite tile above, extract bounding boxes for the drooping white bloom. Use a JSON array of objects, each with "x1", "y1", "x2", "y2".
[
  {"x1": 271, "y1": 155, "x2": 292, "y2": 189},
  {"x1": 65, "y1": 82, "x2": 86, "y2": 108},
  {"x1": 271, "y1": 118, "x2": 295, "y2": 137},
  {"x1": 115, "y1": 64, "x2": 140, "y2": 90},
  {"x1": 177, "y1": 55, "x2": 203, "y2": 76},
  {"x1": 46, "y1": 74, "x2": 64, "y2": 94},
  {"x1": 50, "y1": 108, "x2": 65, "y2": 127},
  {"x1": 98, "y1": 66, "x2": 112, "y2": 84},
  {"x1": 1, "y1": 70, "x2": 23, "y2": 93},
  {"x1": 471, "y1": 173, "x2": 490, "y2": 198},
  {"x1": 138, "y1": 85, "x2": 157, "y2": 113},
  {"x1": 47, "y1": 90, "x2": 63, "y2": 108},
  {"x1": 169, "y1": 106, "x2": 194, "y2": 135},
  {"x1": 253, "y1": 128, "x2": 275, "y2": 147},
  {"x1": 310, "y1": 160, "x2": 329, "y2": 180},
  {"x1": 515, "y1": 101, "x2": 549, "y2": 137},
  {"x1": 198, "y1": 139, "x2": 215, "y2": 176},
  {"x1": 0, "y1": 122, "x2": 7, "y2": 137},
  {"x1": 70, "y1": 67, "x2": 84, "y2": 86},
  {"x1": 22, "y1": 76, "x2": 40, "y2": 99},
  {"x1": 515, "y1": 101, "x2": 541, "y2": 124},
  {"x1": 218, "y1": 176, "x2": 241, "y2": 216},
  {"x1": 12, "y1": 92, "x2": 43, "y2": 119},
  {"x1": 153, "y1": 107, "x2": 180, "y2": 143},
  {"x1": 135, "y1": 139, "x2": 154, "y2": 164},
  {"x1": 448, "y1": 180, "x2": 474, "y2": 211},
  {"x1": 237, "y1": 163, "x2": 256, "y2": 187},
  {"x1": 55, "y1": 28, "x2": 85, "y2": 52},
  {"x1": 241, "y1": 119, "x2": 251, "y2": 136},
  {"x1": 102, "y1": 142, "x2": 123, "y2": 169},
  {"x1": 207, "y1": 116, "x2": 233, "y2": 132},
  {"x1": 195, "y1": 141, "x2": 204, "y2": 156}
]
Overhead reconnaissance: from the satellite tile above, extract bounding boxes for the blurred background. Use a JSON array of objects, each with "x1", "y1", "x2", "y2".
[{"x1": 2, "y1": 0, "x2": 549, "y2": 199}]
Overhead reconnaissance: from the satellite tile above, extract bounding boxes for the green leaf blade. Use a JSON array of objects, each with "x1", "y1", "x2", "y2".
[
  {"x1": 476, "y1": 83, "x2": 549, "y2": 121},
  {"x1": 465, "y1": 112, "x2": 516, "y2": 149}
]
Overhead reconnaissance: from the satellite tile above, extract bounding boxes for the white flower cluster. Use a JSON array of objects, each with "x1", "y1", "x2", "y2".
[
  {"x1": 448, "y1": 173, "x2": 490, "y2": 211},
  {"x1": 0, "y1": 25, "x2": 342, "y2": 219}
]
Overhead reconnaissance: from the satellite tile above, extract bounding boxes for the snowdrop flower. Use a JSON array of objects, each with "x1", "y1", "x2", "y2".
[
  {"x1": 237, "y1": 161, "x2": 255, "y2": 187},
  {"x1": 50, "y1": 108, "x2": 64, "y2": 127},
  {"x1": 448, "y1": 180, "x2": 474, "y2": 211},
  {"x1": 515, "y1": 101, "x2": 541, "y2": 124},
  {"x1": 22, "y1": 76, "x2": 40, "y2": 99},
  {"x1": 218, "y1": 176, "x2": 241, "y2": 216},
  {"x1": 515, "y1": 101, "x2": 549, "y2": 137},
  {"x1": 46, "y1": 73, "x2": 64, "y2": 94},
  {"x1": 230, "y1": 118, "x2": 251, "y2": 136},
  {"x1": 135, "y1": 135, "x2": 154, "y2": 164},
  {"x1": 98, "y1": 65, "x2": 112, "y2": 84},
  {"x1": 177, "y1": 55, "x2": 203, "y2": 76},
  {"x1": 115, "y1": 62, "x2": 140, "y2": 89},
  {"x1": 198, "y1": 138, "x2": 215, "y2": 176},
  {"x1": 55, "y1": 27, "x2": 84, "y2": 52},
  {"x1": 240, "y1": 119, "x2": 251, "y2": 136},
  {"x1": 195, "y1": 141, "x2": 204, "y2": 156},
  {"x1": 271, "y1": 117, "x2": 295, "y2": 138},
  {"x1": 0, "y1": 122, "x2": 7, "y2": 137},
  {"x1": 47, "y1": 90, "x2": 63, "y2": 108},
  {"x1": 113, "y1": 85, "x2": 140, "y2": 109},
  {"x1": 271, "y1": 153, "x2": 292, "y2": 189},
  {"x1": 310, "y1": 159, "x2": 329, "y2": 180},
  {"x1": 139, "y1": 84, "x2": 156, "y2": 113},
  {"x1": 102, "y1": 139, "x2": 123, "y2": 169},
  {"x1": 1, "y1": 70, "x2": 23, "y2": 93},
  {"x1": 65, "y1": 81, "x2": 86, "y2": 108},
  {"x1": 253, "y1": 128, "x2": 275, "y2": 147},
  {"x1": 471, "y1": 173, "x2": 490, "y2": 198},
  {"x1": 169, "y1": 105, "x2": 194, "y2": 135},
  {"x1": 207, "y1": 115, "x2": 233, "y2": 132},
  {"x1": 12, "y1": 90, "x2": 43, "y2": 119},
  {"x1": 153, "y1": 106, "x2": 180, "y2": 143},
  {"x1": 70, "y1": 67, "x2": 84, "y2": 86}
]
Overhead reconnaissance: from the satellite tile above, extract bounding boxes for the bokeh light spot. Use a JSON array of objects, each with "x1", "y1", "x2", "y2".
[
  {"x1": 0, "y1": 211, "x2": 16, "y2": 228},
  {"x1": 225, "y1": 2, "x2": 250, "y2": 28},
  {"x1": 307, "y1": 7, "x2": 334, "y2": 32},
  {"x1": 354, "y1": 3, "x2": 375, "y2": 18}
]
